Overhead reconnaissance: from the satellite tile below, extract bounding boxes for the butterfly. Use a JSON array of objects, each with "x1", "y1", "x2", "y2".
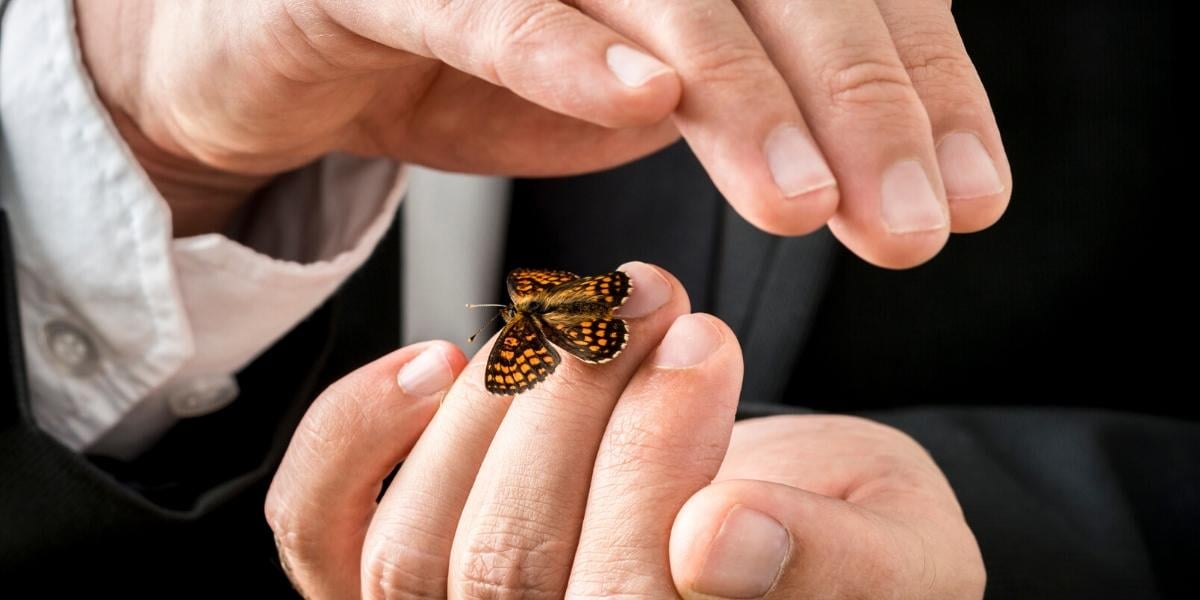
[{"x1": 473, "y1": 268, "x2": 632, "y2": 395}]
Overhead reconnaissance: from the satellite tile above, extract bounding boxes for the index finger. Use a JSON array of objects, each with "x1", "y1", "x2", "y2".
[
  {"x1": 874, "y1": 0, "x2": 1012, "y2": 232},
  {"x1": 446, "y1": 262, "x2": 690, "y2": 597},
  {"x1": 574, "y1": 0, "x2": 841, "y2": 236},
  {"x1": 360, "y1": 262, "x2": 687, "y2": 598},
  {"x1": 317, "y1": 0, "x2": 681, "y2": 128},
  {"x1": 567, "y1": 314, "x2": 744, "y2": 597},
  {"x1": 264, "y1": 341, "x2": 466, "y2": 599}
]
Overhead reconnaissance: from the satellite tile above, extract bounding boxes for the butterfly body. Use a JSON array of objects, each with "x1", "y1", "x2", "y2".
[{"x1": 484, "y1": 268, "x2": 632, "y2": 396}]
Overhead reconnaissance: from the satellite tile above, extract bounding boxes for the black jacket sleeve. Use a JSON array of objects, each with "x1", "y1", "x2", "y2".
[{"x1": 0, "y1": 206, "x2": 400, "y2": 597}]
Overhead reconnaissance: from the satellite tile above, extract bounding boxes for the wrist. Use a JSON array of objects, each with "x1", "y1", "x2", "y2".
[{"x1": 75, "y1": 0, "x2": 270, "y2": 236}]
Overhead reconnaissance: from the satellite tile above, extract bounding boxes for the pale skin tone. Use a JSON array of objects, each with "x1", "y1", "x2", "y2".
[
  {"x1": 265, "y1": 263, "x2": 984, "y2": 599},
  {"x1": 75, "y1": 0, "x2": 998, "y2": 596},
  {"x1": 78, "y1": 0, "x2": 1011, "y2": 267}
]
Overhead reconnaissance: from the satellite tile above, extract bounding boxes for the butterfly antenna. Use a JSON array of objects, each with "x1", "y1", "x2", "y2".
[{"x1": 466, "y1": 306, "x2": 506, "y2": 343}]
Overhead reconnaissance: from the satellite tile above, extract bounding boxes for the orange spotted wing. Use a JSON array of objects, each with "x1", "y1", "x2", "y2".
[
  {"x1": 483, "y1": 269, "x2": 632, "y2": 395},
  {"x1": 484, "y1": 312, "x2": 561, "y2": 395}
]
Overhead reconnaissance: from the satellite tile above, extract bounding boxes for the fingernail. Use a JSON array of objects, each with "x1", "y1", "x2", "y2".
[
  {"x1": 694, "y1": 506, "x2": 790, "y2": 598},
  {"x1": 881, "y1": 160, "x2": 947, "y2": 234},
  {"x1": 764, "y1": 124, "x2": 836, "y2": 199},
  {"x1": 396, "y1": 346, "x2": 453, "y2": 397},
  {"x1": 653, "y1": 314, "x2": 722, "y2": 368},
  {"x1": 937, "y1": 132, "x2": 1004, "y2": 200},
  {"x1": 607, "y1": 44, "x2": 672, "y2": 88},
  {"x1": 617, "y1": 261, "x2": 671, "y2": 318}
]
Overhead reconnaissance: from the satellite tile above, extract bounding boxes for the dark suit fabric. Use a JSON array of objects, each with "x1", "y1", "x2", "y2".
[
  {"x1": 0, "y1": 208, "x2": 401, "y2": 595},
  {"x1": 2, "y1": 0, "x2": 1193, "y2": 598}
]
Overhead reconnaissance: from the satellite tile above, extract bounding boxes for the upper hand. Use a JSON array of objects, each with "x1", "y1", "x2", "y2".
[
  {"x1": 265, "y1": 262, "x2": 983, "y2": 598},
  {"x1": 78, "y1": 0, "x2": 1010, "y2": 266}
]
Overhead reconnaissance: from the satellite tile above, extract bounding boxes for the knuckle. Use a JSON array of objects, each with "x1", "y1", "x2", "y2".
[
  {"x1": 294, "y1": 392, "x2": 357, "y2": 454},
  {"x1": 600, "y1": 412, "x2": 699, "y2": 475},
  {"x1": 485, "y1": 2, "x2": 577, "y2": 88},
  {"x1": 263, "y1": 495, "x2": 289, "y2": 537},
  {"x1": 896, "y1": 34, "x2": 977, "y2": 89},
  {"x1": 494, "y1": 2, "x2": 573, "y2": 52},
  {"x1": 566, "y1": 544, "x2": 661, "y2": 598},
  {"x1": 264, "y1": 489, "x2": 307, "y2": 558},
  {"x1": 816, "y1": 414, "x2": 924, "y2": 453},
  {"x1": 551, "y1": 375, "x2": 612, "y2": 415},
  {"x1": 821, "y1": 55, "x2": 918, "y2": 110},
  {"x1": 566, "y1": 578, "x2": 659, "y2": 599},
  {"x1": 363, "y1": 537, "x2": 448, "y2": 600},
  {"x1": 296, "y1": 371, "x2": 391, "y2": 450},
  {"x1": 602, "y1": 420, "x2": 670, "y2": 472},
  {"x1": 424, "y1": 0, "x2": 458, "y2": 12},
  {"x1": 687, "y1": 39, "x2": 776, "y2": 86},
  {"x1": 454, "y1": 509, "x2": 570, "y2": 599},
  {"x1": 264, "y1": 509, "x2": 321, "y2": 574},
  {"x1": 519, "y1": 374, "x2": 614, "y2": 427}
]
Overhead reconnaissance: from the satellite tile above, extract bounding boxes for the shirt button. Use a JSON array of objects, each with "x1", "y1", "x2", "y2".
[
  {"x1": 166, "y1": 376, "x2": 239, "y2": 418},
  {"x1": 43, "y1": 320, "x2": 98, "y2": 376}
]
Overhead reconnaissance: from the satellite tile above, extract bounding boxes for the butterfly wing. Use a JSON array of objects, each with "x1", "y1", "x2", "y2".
[
  {"x1": 539, "y1": 313, "x2": 629, "y2": 364},
  {"x1": 507, "y1": 268, "x2": 578, "y2": 304},
  {"x1": 543, "y1": 271, "x2": 632, "y2": 311},
  {"x1": 537, "y1": 270, "x2": 632, "y2": 364},
  {"x1": 485, "y1": 312, "x2": 562, "y2": 395}
]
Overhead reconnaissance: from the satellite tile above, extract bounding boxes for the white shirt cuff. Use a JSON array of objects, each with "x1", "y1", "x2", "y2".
[{"x1": 1, "y1": 0, "x2": 403, "y2": 457}]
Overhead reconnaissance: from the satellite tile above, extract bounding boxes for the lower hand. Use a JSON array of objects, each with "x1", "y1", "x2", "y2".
[
  {"x1": 672, "y1": 414, "x2": 986, "y2": 599},
  {"x1": 267, "y1": 261, "x2": 740, "y2": 597},
  {"x1": 78, "y1": 0, "x2": 1010, "y2": 266},
  {"x1": 265, "y1": 262, "x2": 983, "y2": 598}
]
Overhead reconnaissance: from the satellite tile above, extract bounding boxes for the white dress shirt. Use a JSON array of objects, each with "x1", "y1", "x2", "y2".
[{"x1": 0, "y1": 0, "x2": 430, "y2": 459}]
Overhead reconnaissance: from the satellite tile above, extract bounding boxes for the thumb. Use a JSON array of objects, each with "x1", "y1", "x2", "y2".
[
  {"x1": 669, "y1": 479, "x2": 977, "y2": 599},
  {"x1": 319, "y1": 0, "x2": 681, "y2": 129}
]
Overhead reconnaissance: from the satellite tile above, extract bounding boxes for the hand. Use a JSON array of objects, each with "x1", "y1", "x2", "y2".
[
  {"x1": 78, "y1": 0, "x2": 1010, "y2": 266},
  {"x1": 266, "y1": 261, "x2": 747, "y2": 597},
  {"x1": 671, "y1": 414, "x2": 985, "y2": 599},
  {"x1": 265, "y1": 262, "x2": 982, "y2": 598}
]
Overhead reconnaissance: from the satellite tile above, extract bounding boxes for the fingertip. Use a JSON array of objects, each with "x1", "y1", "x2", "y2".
[
  {"x1": 395, "y1": 342, "x2": 466, "y2": 398},
  {"x1": 829, "y1": 213, "x2": 951, "y2": 269},
  {"x1": 603, "y1": 44, "x2": 682, "y2": 128},
  {"x1": 720, "y1": 128, "x2": 842, "y2": 237},
  {"x1": 669, "y1": 488, "x2": 732, "y2": 594},
  {"x1": 652, "y1": 313, "x2": 725, "y2": 369},
  {"x1": 616, "y1": 261, "x2": 675, "y2": 319},
  {"x1": 616, "y1": 260, "x2": 692, "y2": 319},
  {"x1": 427, "y1": 339, "x2": 470, "y2": 372},
  {"x1": 606, "y1": 43, "x2": 672, "y2": 87},
  {"x1": 735, "y1": 182, "x2": 841, "y2": 237},
  {"x1": 670, "y1": 481, "x2": 795, "y2": 600},
  {"x1": 476, "y1": 4, "x2": 682, "y2": 130},
  {"x1": 592, "y1": 68, "x2": 681, "y2": 129},
  {"x1": 687, "y1": 312, "x2": 740, "y2": 357},
  {"x1": 936, "y1": 131, "x2": 1012, "y2": 233},
  {"x1": 948, "y1": 188, "x2": 1011, "y2": 233}
]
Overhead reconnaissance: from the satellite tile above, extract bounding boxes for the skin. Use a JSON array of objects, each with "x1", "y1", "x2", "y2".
[
  {"x1": 265, "y1": 263, "x2": 985, "y2": 598},
  {"x1": 76, "y1": 0, "x2": 1011, "y2": 267},
  {"x1": 71, "y1": 0, "x2": 998, "y2": 594}
]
